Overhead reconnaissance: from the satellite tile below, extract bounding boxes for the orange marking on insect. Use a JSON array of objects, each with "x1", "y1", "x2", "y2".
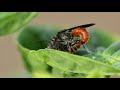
[
  {"x1": 71, "y1": 27, "x2": 89, "y2": 44},
  {"x1": 68, "y1": 27, "x2": 90, "y2": 52}
]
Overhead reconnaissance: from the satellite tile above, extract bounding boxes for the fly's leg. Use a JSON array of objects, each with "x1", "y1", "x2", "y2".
[
  {"x1": 67, "y1": 44, "x2": 72, "y2": 53},
  {"x1": 83, "y1": 45, "x2": 93, "y2": 54}
]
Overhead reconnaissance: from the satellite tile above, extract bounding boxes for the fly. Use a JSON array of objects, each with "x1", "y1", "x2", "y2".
[{"x1": 48, "y1": 23, "x2": 95, "y2": 53}]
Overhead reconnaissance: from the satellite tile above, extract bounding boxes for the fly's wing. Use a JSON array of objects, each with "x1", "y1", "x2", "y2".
[
  {"x1": 67, "y1": 23, "x2": 95, "y2": 31},
  {"x1": 56, "y1": 23, "x2": 95, "y2": 36}
]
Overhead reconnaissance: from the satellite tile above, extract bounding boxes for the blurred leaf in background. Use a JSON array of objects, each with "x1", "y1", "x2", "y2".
[
  {"x1": 17, "y1": 25, "x2": 120, "y2": 78},
  {"x1": 0, "y1": 12, "x2": 38, "y2": 36}
]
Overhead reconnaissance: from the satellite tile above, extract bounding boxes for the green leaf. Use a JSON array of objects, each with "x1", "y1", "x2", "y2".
[
  {"x1": 17, "y1": 25, "x2": 59, "y2": 50},
  {"x1": 17, "y1": 25, "x2": 120, "y2": 78},
  {"x1": 32, "y1": 71, "x2": 58, "y2": 78},
  {"x1": 37, "y1": 49, "x2": 120, "y2": 75},
  {"x1": 103, "y1": 41, "x2": 120, "y2": 56},
  {"x1": 86, "y1": 69, "x2": 105, "y2": 78},
  {"x1": 17, "y1": 25, "x2": 63, "y2": 78},
  {"x1": 0, "y1": 12, "x2": 38, "y2": 36},
  {"x1": 85, "y1": 41, "x2": 120, "y2": 65}
]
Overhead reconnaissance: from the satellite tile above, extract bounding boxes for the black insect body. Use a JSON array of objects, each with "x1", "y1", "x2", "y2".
[{"x1": 48, "y1": 30, "x2": 73, "y2": 52}]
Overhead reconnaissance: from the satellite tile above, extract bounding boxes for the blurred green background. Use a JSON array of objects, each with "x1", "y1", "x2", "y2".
[{"x1": 0, "y1": 12, "x2": 120, "y2": 78}]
